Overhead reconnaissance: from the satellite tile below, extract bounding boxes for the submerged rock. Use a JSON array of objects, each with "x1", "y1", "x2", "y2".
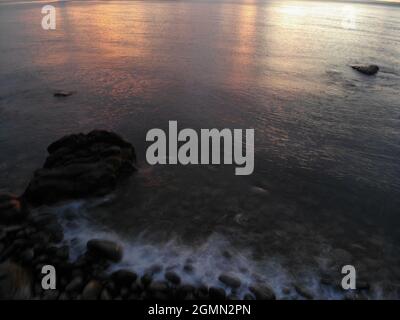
[
  {"x1": 23, "y1": 130, "x2": 136, "y2": 206},
  {"x1": 86, "y1": 239, "x2": 123, "y2": 263},
  {"x1": 351, "y1": 64, "x2": 379, "y2": 75},
  {"x1": 54, "y1": 91, "x2": 74, "y2": 97}
]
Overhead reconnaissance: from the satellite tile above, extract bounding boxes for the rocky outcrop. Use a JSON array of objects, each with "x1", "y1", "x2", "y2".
[
  {"x1": 351, "y1": 64, "x2": 379, "y2": 76},
  {"x1": 23, "y1": 130, "x2": 136, "y2": 206}
]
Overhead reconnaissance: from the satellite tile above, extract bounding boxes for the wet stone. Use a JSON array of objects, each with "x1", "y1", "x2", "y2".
[
  {"x1": 82, "y1": 280, "x2": 102, "y2": 300},
  {"x1": 165, "y1": 271, "x2": 181, "y2": 285},
  {"x1": 209, "y1": 287, "x2": 226, "y2": 300},
  {"x1": 218, "y1": 273, "x2": 241, "y2": 289}
]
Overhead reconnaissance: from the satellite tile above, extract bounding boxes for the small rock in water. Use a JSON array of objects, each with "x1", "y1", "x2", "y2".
[
  {"x1": 165, "y1": 271, "x2": 181, "y2": 285},
  {"x1": 86, "y1": 239, "x2": 123, "y2": 262},
  {"x1": 183, "y1": 264, "x2": 194, "y2": 273},
  {"x1": 82, "y1": 280, "x2": 102, "y2": 300},
  {"x1": 53, "y1": 91, "x2": 73, "y2": 97},
  {"x1": 249, "y1": 284, "x2": 276, "y2": 300},
  {"x1": 351, "y1": 64, "x2": 379, "y2": 76},
  {"x1": 218, "y1": 273, "x2": 242, "y2": 289}
]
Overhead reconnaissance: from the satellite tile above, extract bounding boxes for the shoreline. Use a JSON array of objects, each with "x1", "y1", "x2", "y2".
[{"x1": 0, "y1": 130, "x2": 376, "y2": 300}]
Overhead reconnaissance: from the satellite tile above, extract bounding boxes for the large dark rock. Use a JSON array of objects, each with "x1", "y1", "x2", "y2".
[
  {"x1": 23, "y1": 130, "x2": 136, "y2": 206},
  {"x1": 351, "y1": 64, "x2": 379, "y2": 76},
  {"x1": 0, "y1": 193, "x2": 28, "y2": 224},
  {"x1": 86, "y1": 239, "x2": 123, "y2": 262}
]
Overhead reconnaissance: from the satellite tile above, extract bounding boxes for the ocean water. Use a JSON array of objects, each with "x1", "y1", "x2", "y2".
[{"x1": 0, "y1": 0, "x2": 400, "y2": 299}]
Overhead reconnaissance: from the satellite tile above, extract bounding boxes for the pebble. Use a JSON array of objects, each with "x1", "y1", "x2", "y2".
[
  {"x1": 218, "y1": 273, "x2": 241, "y2": 288},
  {"x1": 209, "y1": 287, "x2": 226, "y2": 300},
  {"x1": 165, "y1": 271, "x2": 181, "y2": 285},
  {"x1": 82, "y1": 280, "x2": 102, "y2": 300}
]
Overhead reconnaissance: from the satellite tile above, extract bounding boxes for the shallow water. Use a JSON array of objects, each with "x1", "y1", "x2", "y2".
[{"x1": 1, "y1": 0, "x2": 400, "y2": 298}]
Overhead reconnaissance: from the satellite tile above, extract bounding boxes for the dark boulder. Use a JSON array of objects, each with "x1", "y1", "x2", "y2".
[
  {"x1": 23, "y1": 130, "x2": 136, "y2": 206},
  {"x1": 351, "y1": 64, "x2": 379, "y2": 76},
  {"x1": 86, "y1": 239, "x2": 123, "y2": 262}
]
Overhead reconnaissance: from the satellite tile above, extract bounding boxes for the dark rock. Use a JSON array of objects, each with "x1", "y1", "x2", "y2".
[
  {"x1": 183, "y1": 264, "x2": 194, "y2": 273},
  {"x1": 111, "y1": 269, "x2": 137, "y2": 286},
  {"x1": 100, "y1": 288, "x2": 112, "y2": 300},
  {"x1": 0, "y1": 193, "x2": 28, "y2": 224},
  {"x1": 23, "y1": 130, "x2": 136, "y2": 206},
  {"x1": 165, "y1": 271, "x2": 181, "y2": 285},
  {"x1": 65, "y1": 276, "x2": 84, "y2": 292},
  {"x1": 105, "y1": 280, "x2": 118, "y2": 296},
  {"x1": 175, "y1": 284, "x2": 195, "y2": 299},
  {"x1": 19, "y1": 248, "x2": 35, "y2": 263},
  {"x1": 209, "y1": 287, "x2": 226, "y2": 300},
  {"x1": 120, "y1": 287, "x2": 130, "y2": 298},
  {"x1": 294, "y1": 284, "x2": 314, "y2": 300},
  {"x1": 141, "y1": 273, "x2": 153, "y2": 287},
  {"x1": 54, "y1": 91, "x2": 73, "y2": 97},
  {"x1": 86, "y1": 239, "x2": 123, "y2": 262},
  {"x1": 42, "y1": 290, "x2": 59, "y2": 300},
  {"x1": 28, "y1": 213, "x2": 58, "y2": 227},
  {"x1": 131, "y1": 282, "x2": 143, "y2": 293},
  {"x1": 249, "y1": 284, "x2": 276, "y2": 300},
  {"x1": 243, "y1": 293, "x2": 255, "y2": 300},
  {"x1": 145, "y1": 264, "x2": 163, "y2": 275},
  {"x1": 0, "y1": 262, "x2": 32, "y2": 299},
  {"x1": 54, "y1": 245, "x2": 69, "y2": 260},
  {"x1": 43, "y1": 223, "x2": 64, "y2": 243},
  {"x1": 58, "y1": 292, "x2": 70, "y2": 300},
  {"x1": 148, "y1": 281, "x2": 169, "y2": 293},
  {"x1": 351, "y1": 64, "x2": 379, "y2": 76},
  {"x1": 218, "y1": 273, "x2": 241, "y2": 288},
  {"x1": 82, "y1": 280, "x2": 102, "y2": 300}
]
